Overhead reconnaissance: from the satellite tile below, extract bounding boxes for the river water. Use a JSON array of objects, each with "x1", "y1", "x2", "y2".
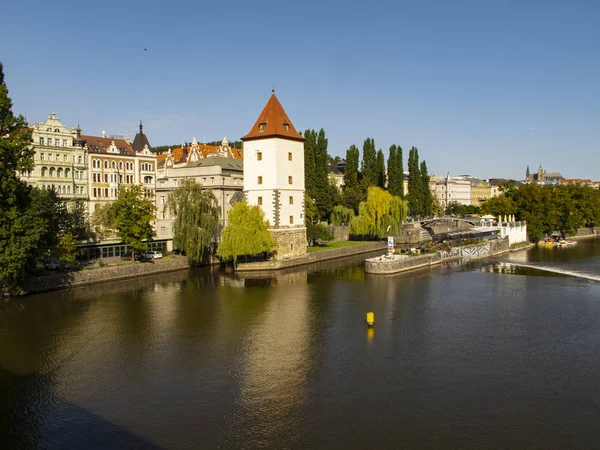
[{"x1": 2, "y1": 240, "x2": 600, "y2": 448}]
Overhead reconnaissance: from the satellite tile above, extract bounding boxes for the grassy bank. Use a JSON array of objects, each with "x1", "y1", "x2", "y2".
[{"x1": 307, "y1": 241, "x2": 377, "y2": 253}]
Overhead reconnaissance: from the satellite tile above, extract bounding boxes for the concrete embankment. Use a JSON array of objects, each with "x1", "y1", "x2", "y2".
[
  {"x1": 365, "y1": 239, "x2": 510, "y2": 275},
  {"x1": 21, "y1": 256, "x2": 190, "y2": 295},
  {"x1": 236, "y1": 242, "x2": 386, "y2": 272},
  {"x1": 570, "y1": 227, "x2": 600, "y2": 240}
]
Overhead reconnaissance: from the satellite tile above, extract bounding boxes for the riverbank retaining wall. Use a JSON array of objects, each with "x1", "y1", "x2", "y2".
[
  {"x1": 236, "y1": 242, "x2": 386, "y2": 272},
  {"x1": 21, "y1": 257, "x2": 190, "y2": 295},
  {"x1": 365, "y1": 239, "x2": 510, "y2": 275}
]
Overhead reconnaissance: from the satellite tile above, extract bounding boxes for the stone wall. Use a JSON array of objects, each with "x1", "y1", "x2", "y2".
[
  {"x1": 237, "y1": 241, "x2": 386, "y2": 271},
  {"x1": 270, "y1": 227, "x2": 307, "y2": 259},
  {"x1": 21, "y1": 256, "x2": 190, "y2": 295},
  {"x1": 573, "y1": 227, "x2": 600, "y2": 238},
  {"x1": 326, "y1": 225, "x2": 350, "y2": 242},
  {"x1": 365, "y1": 239, "x2": 509, "y2": 274}
]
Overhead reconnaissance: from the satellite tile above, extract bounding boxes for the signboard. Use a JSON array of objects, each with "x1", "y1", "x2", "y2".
[{"x1": 387, "y1": 236, "x2": 394, "y2": 254}]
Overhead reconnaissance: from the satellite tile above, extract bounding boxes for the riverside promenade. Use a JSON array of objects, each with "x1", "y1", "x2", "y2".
[
  {"x1": 365, "y1": 239, "x2": 511, "y2": 275},
  {"x1": 236, "y1": 242, "x2": 386, "y2": 272}
]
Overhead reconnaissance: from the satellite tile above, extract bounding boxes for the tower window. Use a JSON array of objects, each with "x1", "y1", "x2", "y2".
[
  {"x1": 288, "y1": 152, "x2": 292, "y2": 161},
  {"x1": 258, "y1": 176, "x2": 263, "y2": 185},
  {"x1": 289, "y1": 196, "x2": 293, "y2": 205},
  {"x1": 288, "y1": 176, "x2": 293, "y2": 184},
  {"x1": 283, "y1": 123, "x2": 290, "y2": 132},
  {"x1": 257, "y1": 152, "x2": 262, "y2": 161},
  {"x1": 258, "y1": 196, "x2": 263, "y2": 205},
  {"x1": 258, "y1": 123, "x2": 266, "y2": 132},
  {"x1": 289, "y1": 215, "x2": 294, "y2": 224}
]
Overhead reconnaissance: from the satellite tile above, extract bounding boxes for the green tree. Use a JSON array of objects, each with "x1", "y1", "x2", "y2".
[
  {"x1": 330, "y1": 205, "x2": 355, "y2": 226},
  {"x1": 218, "y1": 201, "x2": 274, "y2": 266},
  {"x1": 303, "y1": 129, "x2": 317, "y2": 197},
  {"x1": 306, "y1": 223, "x2": 334, "y2": 247},
  {"x1": 361, "y1": 138, "x2": 377, "y2": 185},
  {"x1": 344, "y1": 144, "x2": 360, "y2": 188},
  {"x1": 304, "y1": 194, "x2": 319, "y2": 224},
  {"x1": 65, "y1": 200, "x2": 91, "y2": 241},
  {"x1": 420, "y1": 160, "x2": 433, "y2": 217},
  {"x1": 91, "y1": 202, "x2": 116, "y2": 238},
  {"x1": 350, "y1": 187, "x2": 408, "y2": 238},
  {"x1": 407, "y1": 146, "x2": 423, "y2": 217},
  {"x1": 314, "y1": 129, "x2": 332, "y2": 220},
  {"x1": 56, "y1": 233, "x2": 78, "y2": 266},
  {"x1": 165, "y1": 178, "x2": 220, "y2": 264},
  {"x1": 112, "y1": 185, "x2": 156, "y2": 260},
  {"x1": 375, "y1": 149, "x2": 386, "y2": 188},
  {"x1": 387, "y1": 144, "x2": 404, "y2": 197},
  {"x1": 0, "y1": 62, "x2": 41, "y2": 293}
]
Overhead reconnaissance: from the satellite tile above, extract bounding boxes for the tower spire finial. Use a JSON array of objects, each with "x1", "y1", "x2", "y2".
[{"x1": 139, "y1": 120, "x2": 143, "y2": 133}]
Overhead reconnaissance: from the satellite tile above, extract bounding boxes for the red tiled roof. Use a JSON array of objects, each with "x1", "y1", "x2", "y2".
[
  {"x1": 82, "y1": 135, "x2": 136, "y2": 155},
  {"x1": 241, "y1": 92, "x2": 304, "y2": 142}
]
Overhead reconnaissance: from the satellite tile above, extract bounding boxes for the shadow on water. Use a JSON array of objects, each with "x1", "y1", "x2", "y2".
[{"x1": 0, "y1": 366, "x2": 163, "y2": 450}]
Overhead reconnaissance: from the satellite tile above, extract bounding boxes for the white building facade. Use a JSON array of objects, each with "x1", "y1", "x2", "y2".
[
  {"x1": 433, "y1": 173, "x2": 472, "y2": 209},
  {"x1": 241, "y1": 92, "x2": 307, "y2": 258}
]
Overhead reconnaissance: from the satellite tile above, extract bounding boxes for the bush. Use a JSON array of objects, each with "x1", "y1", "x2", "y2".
[{"x1": 307, "y1": 223, "x2": 334, "y2": 246}]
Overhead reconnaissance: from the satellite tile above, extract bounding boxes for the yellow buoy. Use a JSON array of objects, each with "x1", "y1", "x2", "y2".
[{"x1": 366, "y1": 311, "x2": 374, "y2": 327}]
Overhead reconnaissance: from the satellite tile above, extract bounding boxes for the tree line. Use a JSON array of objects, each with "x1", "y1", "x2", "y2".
[{"x1": 481, "y1": 182, "x2": 600, "y2": 242}]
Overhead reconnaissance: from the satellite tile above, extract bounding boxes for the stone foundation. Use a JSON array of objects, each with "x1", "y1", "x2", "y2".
[{"x1": 269, "y1": 227, "x2": 307, "y2": 259}]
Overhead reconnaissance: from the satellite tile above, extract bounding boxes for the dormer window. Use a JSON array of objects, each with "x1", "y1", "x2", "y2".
[
  {"x1": 283, "y1": 123, "x2": 290, "y2": 132},
  {"x1": 257, "y1": 152, "x2": 262, "y2": 161},
  {"x1": 258, "y1": 123, "x2": 266, "y2": 132}
]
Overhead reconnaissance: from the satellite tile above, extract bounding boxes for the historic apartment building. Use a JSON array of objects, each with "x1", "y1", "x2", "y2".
[
  {"x1": 155, "y1": 137, "x2": 244, "y2": 239},
  {"x1": 24, "y1": 113, "x2": 157, "y2": 218},
  {"x1": 241, "y1": 91, "x2": 307, "y2": 259},
  {"x1": 26, "y1": 112, "x2": 88, "y2": 199},
  {"x1": 432, "y1": 173, "x2": 472, "y2": 209}
]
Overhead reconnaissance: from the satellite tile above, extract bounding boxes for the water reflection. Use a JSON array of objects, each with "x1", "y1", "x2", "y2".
[{"x1": 2, "y1": 242, "x2": 600, "y2": 447}]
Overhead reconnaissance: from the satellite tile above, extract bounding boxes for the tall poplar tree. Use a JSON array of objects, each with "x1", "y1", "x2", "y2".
[
  {"x1": 343, "y1": 144, "x2": 363, "y2": 214},
  {"x1": 420, "y1": 160, "x2": 433, "y2": 218},
  {"x1": 314, "y1": 128, "x2": 332, "y2": 220},
  {"x1": 361, "y1": 138, "x2": 377, "y2": 185},
  {"x1": 376, "y1": 149, "x2": 386, "y2": 188},
  {"x1": 407, "y1": 146, "x2": 423, "y2": 217},
  {"x1": 303, "y1": 129, "x2": 317, "y2": 197},
  {"x1": 344, "y1": 145, "x2": 359, "y2": 188},
  {"x1": 387, "y1": 144, "x2": 404, "y2": 198}
]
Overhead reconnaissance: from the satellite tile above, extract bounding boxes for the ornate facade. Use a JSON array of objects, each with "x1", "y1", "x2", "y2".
[
  {"x1": 23, "y1": 112, "x2": 156, "y2": 220},
  {"x1": 155, "y1": 137, "x2": 244, "y2": 239},
  {"x1": 27, "y1": 112, "x2": 88, "y2": 198}
]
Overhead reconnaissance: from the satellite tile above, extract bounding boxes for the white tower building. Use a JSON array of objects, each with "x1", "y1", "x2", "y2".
[{"x1": 241, "y1": 91, "x2": 306, "y2": 259}]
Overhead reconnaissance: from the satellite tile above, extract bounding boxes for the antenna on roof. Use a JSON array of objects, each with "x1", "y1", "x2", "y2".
[{"x1": 272, "y1": 84, "x2": 275, "y2": 93}]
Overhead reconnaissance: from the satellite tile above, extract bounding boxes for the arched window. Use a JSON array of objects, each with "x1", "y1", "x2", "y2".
[
  {"x1": 57, "y1": 168, "x2": 63, "y2": 178},
  {"x1": 104, "y1": 160, "x2": 108, "y2": 169},
  {"x1": 54, "y1": 128, "x2": 60, "y2": 132},
  {"x1": 65, "y1": 168, "x2": 70, "y2": 178},
  {"x1": 67, "y1": 186, "x2": 71, "y2": 194},
  {"x1": 119, "y1": 161, "x2": 123, "y2": 170},
  {"x1": 41, "y1": 167, "x2": 48, "y2": 177},
  {"x1": 111, "y1": 161, "x2": 116, "y2": 169},
  {"x1": 57, "y1": 186, "x2": 62, "y2": 194},
  {"x1": 49, "y1": 167, "x2": 56, "y2": 177}
]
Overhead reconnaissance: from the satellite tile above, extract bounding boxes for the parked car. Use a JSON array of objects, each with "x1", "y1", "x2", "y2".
[
  {"x1": 44, "y1": 259, "x2": 62, "y2": 270},
  {"x1": 123, "y1": 251, "x2": 146, "y2": 261},
  {"x1": 144, "y1": 251, "x2": 163, "y2": 259}
]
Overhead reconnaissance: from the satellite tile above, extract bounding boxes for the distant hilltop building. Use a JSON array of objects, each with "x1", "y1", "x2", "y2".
[
  {"x1": 241, "y1": 91, "x2": 306, "y2": 259},
  {"x1": 525, "y1": 164, "x2": 563, "y2": 184}
]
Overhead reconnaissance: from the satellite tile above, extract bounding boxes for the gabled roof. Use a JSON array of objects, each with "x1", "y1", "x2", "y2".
[
  {"x1": 82, "y1": 135, "x2": 136, "y2": 156},
  {"x1": 241, "y1": 92, "x2": 304, "y2": 142}
]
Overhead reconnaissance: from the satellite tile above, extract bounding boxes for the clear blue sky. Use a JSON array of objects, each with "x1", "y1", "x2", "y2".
[{"x1": 2, "y1": 0, "x2": 599, "y2": 180}]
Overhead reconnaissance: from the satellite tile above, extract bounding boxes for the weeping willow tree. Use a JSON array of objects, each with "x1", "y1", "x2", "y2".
[
  {"x1": 217, "y1": 201, "x2": 274, "y2": 266},
  {"x1": 350, "y1": 186, "x2": 408, "y2": 238},
  {"x1": 330, "y1": 205, "x2": 355, "y2": 226},
  {"x1": 165, "y1": 178, "x2": 220, "y2": 264}
]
